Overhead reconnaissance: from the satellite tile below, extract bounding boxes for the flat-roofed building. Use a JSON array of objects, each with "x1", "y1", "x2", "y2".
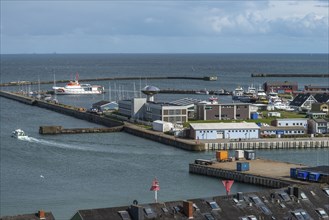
[
  {"x1": 189, "y1": 122, "x2": 260, "y2": 140},
  {"x1": 196, "y1": 103, "x2": 252, "y2": 120},
  {"x1": 308, "y1": 118, "x2": 329, "y2": 134},
  {"x1": 118, "y1": 98, "x2": 147, "y2": 119},
  {"x1": 263, "y1": 81, "x2": 298, "y2": 93},
  {"x1": 271, "y1": 118, "x2": 308, "y2": 129},
  {"x1": 260, "y1": 126, "x2": 307, "y2": 137}
]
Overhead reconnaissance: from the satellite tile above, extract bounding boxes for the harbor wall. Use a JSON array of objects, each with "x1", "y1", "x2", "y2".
[
  {"x1": 123, "y1": 125, "x2": 205, "y2": 151},
  {"x1": 204, "y1": 140, "x2": 329, "y2": 150},
  {"x1": 39, "y1": 126, "x2": 123, "y2": 134},
  {"x1": 189, "y1": 164, "x2": 293, "y2": 188},
  {"x1": 0, "y1": 91, "x2": 123, "y2": 128}
]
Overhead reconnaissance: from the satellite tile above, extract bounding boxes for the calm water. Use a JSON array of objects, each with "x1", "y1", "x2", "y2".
[{"x1": 1, "y1": 54, "x2": 329, "y2": 219}]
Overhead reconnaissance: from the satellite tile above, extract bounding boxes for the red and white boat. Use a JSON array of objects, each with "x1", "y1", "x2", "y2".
[{"x1": 53, "y1": 73, "x2": 104, "y2": 95}]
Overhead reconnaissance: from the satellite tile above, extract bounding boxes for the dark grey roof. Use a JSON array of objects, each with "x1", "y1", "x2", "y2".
[
  {"x1": 314, "y1": 93, "x2": 329, "y2": 103},
  {"x1": 290, "y1": 94, "x2": 313, "y2": 107},
  {"x1": 92, "y1": 100, "x2": 111, "y2": 108},
  {"x1": 71, "y1": 183, "x2": 329, "y2": 220},
  {"x1": 1, "y1": 212, "x2": 55, "y2": 220}
]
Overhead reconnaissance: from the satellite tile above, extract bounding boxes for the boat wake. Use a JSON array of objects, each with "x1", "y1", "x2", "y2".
[{"x1": 19, "y1": 136, "x2": 90, "y2": 151}]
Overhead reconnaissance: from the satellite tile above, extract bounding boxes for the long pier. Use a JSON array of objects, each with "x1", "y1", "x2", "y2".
[
  {"x1": 0, "y1": 76, "x2": 217, "y2": 87},
  {"x1": 251, "y1": 73, "x2": 329, "y2": 77}
]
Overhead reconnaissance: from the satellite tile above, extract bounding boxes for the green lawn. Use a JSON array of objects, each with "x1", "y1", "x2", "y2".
[{"x1": 185, "y1": 110, "x2": 308, "y2": 127}]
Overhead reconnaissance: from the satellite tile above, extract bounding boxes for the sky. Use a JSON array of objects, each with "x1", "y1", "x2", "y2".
[{"x1": 1, "y1": 0, "x2": 328, "y2": 54}]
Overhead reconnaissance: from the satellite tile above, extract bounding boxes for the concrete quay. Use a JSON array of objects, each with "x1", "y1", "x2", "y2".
[
  {"x1": 251, "y1": 73, "x2": 329, "y2": 77},
  {"x1": 204, "y1": 139, "x2": 329, "y2": 150},
  {"x1": 189, "y1": 158, "x2": 308, "y2": 188}
]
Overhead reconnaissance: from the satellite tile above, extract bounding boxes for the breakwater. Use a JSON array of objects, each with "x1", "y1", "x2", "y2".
[
  {"x1": 0, "y1": 76, "x2": 217, "y2": 87},
  {"x1": 204, "y1": 139, "x2": 329, "y2": 150},
  {"x1": 251, "y1": 73, "x2": 329, "y2": 77},
  {"x1": 39, "y1": 126, "x2": 123, "y2": 135},
  {"x1": 0, "y1": 90, "x2": 123, "y2": 128}
]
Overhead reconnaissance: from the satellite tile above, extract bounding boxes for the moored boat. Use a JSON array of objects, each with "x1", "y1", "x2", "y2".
[{"x1": 53, "y1": 73, "x2": 104, "y2": 95}]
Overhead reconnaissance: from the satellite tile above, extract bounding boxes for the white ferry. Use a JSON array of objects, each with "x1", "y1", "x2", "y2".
[{"x1": 53, "y1": 74, "x2": 104, "y2": 95}]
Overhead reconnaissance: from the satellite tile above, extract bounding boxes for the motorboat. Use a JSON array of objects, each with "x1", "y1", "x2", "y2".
[
  {"x1": 11, "y1": 129, "x2": 28, "y2": 139},
  {"x1": 195, "y1": 89, "x2": 209, "y2": 95},
  {"x1": 208, "y1": 96, "x2": 219, "y2": 103},
  {"x1": 232, "y1": 86, "x2": 244, "y2": 100},
  {"x1": 53, "y1": 73, "x2": 104, "y2": 95}
]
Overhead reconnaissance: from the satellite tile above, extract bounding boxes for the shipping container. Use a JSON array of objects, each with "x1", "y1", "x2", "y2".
[
  {"x1": 290, "y1": 168, "x2": 298, "y2": 178},
  {"x1": 237, "y1": 162, "x2": 250, "y2": 171},
  {"x1": 297, "y1": 170, "x2": 309, "y2": 180},
  {"x1": 308, "y1": 172, "x2": 321, "y2": 182},
  {"x1": 216, "y1": 150, "x2": 228, "y2": 161},
  {"x1": 235, "y1": 150, "x2": 244, "y2": 160},
  {"x1": 250, "y1": 112, "x2": 258, "y2": 119},
  {"x1": 244, "y1": 150, "x2": 256, "y2": 160}
]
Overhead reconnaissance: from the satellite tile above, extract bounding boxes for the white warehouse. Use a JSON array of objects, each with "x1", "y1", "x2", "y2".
[{"x1": 189, "y1": 122, "x2": 260, "y2": 140}]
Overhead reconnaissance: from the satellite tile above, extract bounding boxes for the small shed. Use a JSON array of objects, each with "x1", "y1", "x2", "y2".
[
  {"x1": 268, "y1": 112, "x2": 281, "y2": 117},
  {"x1": 152, "y1": 120, "x2": 174, "y2": 132}
]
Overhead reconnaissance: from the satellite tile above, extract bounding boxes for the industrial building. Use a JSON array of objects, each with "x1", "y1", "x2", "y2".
[
  {"x1": 196, "y1": 103, "x2": 253, "y2": 121},
  {"x1": 189, "y1": 122, "x2": 260, "y2": 140},
  {"x1": 263, "y1": 81, "x2": 298, "y2": 93},
  {"x1": 260, "y1": 126, "x2": 307, "y2": 137}
]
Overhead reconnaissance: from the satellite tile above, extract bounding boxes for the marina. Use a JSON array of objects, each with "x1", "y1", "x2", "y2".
[{"x1": 1, "y1": 53, "x2": 328, "y2": 219}]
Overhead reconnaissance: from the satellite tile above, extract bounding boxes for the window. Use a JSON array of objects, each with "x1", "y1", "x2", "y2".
[
  {"x1": 173, "y1": 206, "x2": 180, "y2": 213},
  {"x1": 144, "y1": 208, "x2": 153, "y2": 215},
  {"x1": 323, "y1": 188, "x2": 329, "y2": 196},
  {"x1": 204, "y1": 213, "x2": 215, "y2": 220},
  {"x1": 208, "y1": 201, "x2": 220, "y2": 210},
  {"x1": 118, "y1": 211, "x2": 131, "y2": 220},
  {"x1": 316, "y1": 208, "x2": 328, "y2": 218},
  {"x1": 162, "y1": 207, "x2": 168, "y2": 213}
]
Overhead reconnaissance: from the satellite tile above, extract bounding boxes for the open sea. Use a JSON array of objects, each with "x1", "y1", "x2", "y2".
[{"x1": 1, "y1": 54, "x2": 329, "y2": 219}]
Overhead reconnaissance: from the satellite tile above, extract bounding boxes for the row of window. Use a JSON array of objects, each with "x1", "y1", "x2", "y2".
[
  {"x1": 278, "y1": 122, "x2": 305, "y2": 126},
  {"x1": 199, "y1": 130, "x2": 257, "y2": 133}
]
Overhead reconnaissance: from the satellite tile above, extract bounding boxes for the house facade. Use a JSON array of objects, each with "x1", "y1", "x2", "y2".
[
  {"x1": 196, "y1": 103, "x2": 252, "y2": 120},
  {"x1": 271, "y1": 118, "x2": 308, "y2": 129},
  {"x1": 308, "y1": 119, "x2": 329, "y2": 134},
  {"x1": 189, "y1": 122, "x2": 260, "y2": 140}
]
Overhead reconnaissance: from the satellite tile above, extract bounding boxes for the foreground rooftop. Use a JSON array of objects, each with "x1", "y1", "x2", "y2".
[{"x1": 70, "y1": 183, "x2": 329, "y2": 220}]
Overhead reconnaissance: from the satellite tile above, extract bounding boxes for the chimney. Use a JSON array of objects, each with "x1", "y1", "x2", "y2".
[
  {"x1": 237, "y1": 192, "x2": 243, "y2": 201},
  {"x1": 128, "y1": 205, "x2": 144, "y2": 220},
  {"x1": 293, "y1": 187, "x2": 301, "y2": 199},
  {"x1": 38, "y1": 210, "x2": 46, "y2": 220},
  {"x1": 287, "y1": 186, "x2": 294, "y2": 196},
  {"x1": 183, "y1": 201, "x2": 193, "y2": 219}
]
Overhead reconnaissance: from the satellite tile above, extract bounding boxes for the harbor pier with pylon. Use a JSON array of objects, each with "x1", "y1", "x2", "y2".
[{"x1": 189, "y1": 157, "x2": 309, "y2": 188}]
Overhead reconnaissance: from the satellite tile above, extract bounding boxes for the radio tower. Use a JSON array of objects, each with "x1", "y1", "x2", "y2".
[{"x1": 150, "y1": 178, "x2": 160, "y2": 203}]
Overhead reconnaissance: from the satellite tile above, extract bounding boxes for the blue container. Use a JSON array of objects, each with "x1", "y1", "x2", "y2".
[
  {"x1": 308, "y1": 172, "x2": 321, "y2": 182},
  {"x1": 251, "y1": 112, "x2": 258, "y2": 119},
  {"x1": 290, "y1": 168, "x2": 298, "y2": 178},
  {"x1": 237, "y1": 162, "x2": 250, "y2": 171},
  {"x1": 297, "y1": 170, "x2": 309, "y2": 180}
]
